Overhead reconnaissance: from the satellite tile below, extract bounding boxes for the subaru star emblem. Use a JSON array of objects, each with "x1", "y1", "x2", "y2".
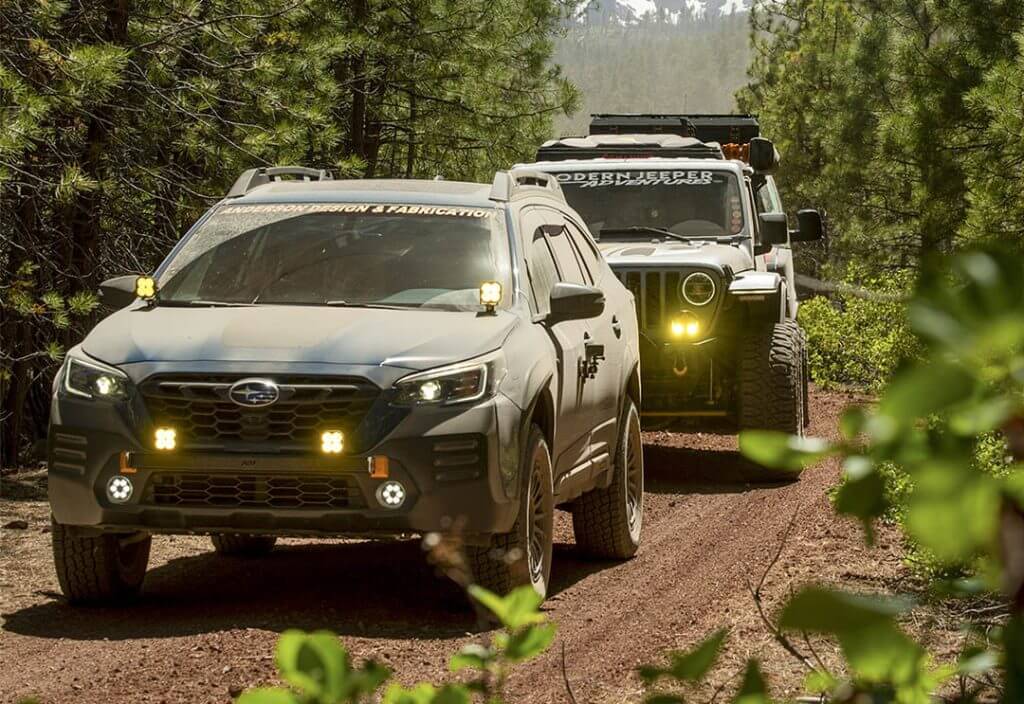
[{"x1": 228, "y1": 378, "x2": 280, "y2": 407}]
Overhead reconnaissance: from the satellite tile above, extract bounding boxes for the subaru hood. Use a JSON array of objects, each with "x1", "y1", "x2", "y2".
[
  {"x1": 597, "y1": 240, "x2": 754, "y2": 275},
  {"x1": 82, "y1": 305, "x2": 517, "y2": 372}
]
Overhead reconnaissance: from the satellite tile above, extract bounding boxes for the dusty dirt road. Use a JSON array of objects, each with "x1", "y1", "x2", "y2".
[{"x1": 0, "y1": 391, "x2": 961, "y2": 703}]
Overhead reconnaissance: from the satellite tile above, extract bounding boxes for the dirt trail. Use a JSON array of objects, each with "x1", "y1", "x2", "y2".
[{"x1": 1, "y1": 391, "x2": 937, "y2": 704}]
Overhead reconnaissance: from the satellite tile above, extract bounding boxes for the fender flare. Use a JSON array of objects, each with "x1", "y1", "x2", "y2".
[{"x1": 728, "y1": 271, "x2": 786, "y2": 323}]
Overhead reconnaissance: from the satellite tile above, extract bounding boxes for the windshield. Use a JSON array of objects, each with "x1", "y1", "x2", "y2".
[
  {"x1": 553, "y1": 169, "x2": 746, "y2": 239},
  {"x1": 156, "y1": 203, "x2": 511, "y2": 310}
]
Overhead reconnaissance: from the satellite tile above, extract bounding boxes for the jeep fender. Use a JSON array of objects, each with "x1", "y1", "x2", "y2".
[{"x1": 728, "y1": 272, "x2": 786, "y2": 323}]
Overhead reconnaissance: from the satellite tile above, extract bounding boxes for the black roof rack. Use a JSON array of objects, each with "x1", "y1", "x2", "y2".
[
  {"x1": 227, "y1": 166, "x2": 334, "y2": 198},
  {"x1": 590, "y1": 114, "x2": 761, "y2": 145}
]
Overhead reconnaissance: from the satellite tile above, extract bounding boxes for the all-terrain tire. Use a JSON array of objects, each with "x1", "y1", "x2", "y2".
[
  {"x1": 571, "y1": 398, "x2": 643, "y2": 560},
  {"x1": 210, "y1": 534, "x2": 277, "y2": 557},
  {"x1": 52, "y1": 519, "x2": 151, "y2": 605},
  {"x1": 738, "y1": 320, "x2": 805, "y2": 436},
  {"x1": 467, "y1": 425, "x2": 553, "y2": 598},
  {"x1": 800, "y1": 326, "x2": 811, "y2": 429}
]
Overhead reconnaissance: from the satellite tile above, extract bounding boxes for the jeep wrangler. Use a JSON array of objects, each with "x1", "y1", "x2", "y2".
[{"x1": 518, "y1": 114, "x2": 824, "y2": 434}]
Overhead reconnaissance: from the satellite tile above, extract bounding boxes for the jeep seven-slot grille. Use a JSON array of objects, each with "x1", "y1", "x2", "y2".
[
  {"x1": 144, "y1": 472, "x2": 365, "y2": 509},
  {"x1": 615, "y1": 270, "x2": 684, "y2": 331},
  {"x1": 140, "y1": 375, "x2": 380, "y2": 448}
]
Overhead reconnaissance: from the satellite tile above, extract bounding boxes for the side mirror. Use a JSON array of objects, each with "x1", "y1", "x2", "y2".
[
  {"x1": 748, "y1": 137, "x2": 779, "y2": 173},
  {"x1": 99, "y1": 275, "x2": 139, "y2": 308},
  {"x1": 548, "y1": 282, "x2": 605, "y2": 323},
  {"x1": 792, "y1": 209, "x2": 825, "y2": 242},
  {"x1": 758, "y1": 212, "x2": 789, "y2": 246}
]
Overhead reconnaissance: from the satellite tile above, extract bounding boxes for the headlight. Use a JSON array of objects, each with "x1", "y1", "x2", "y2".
[
  {"x1": 681, "y1": 272, "x2": 716, "y2": 307},
  {"x1": 63, "y1": 355, "x2": 130, "y2": 400},
  {"x1": 392, "y1": 351, "x2": 506, "y2": 406}
]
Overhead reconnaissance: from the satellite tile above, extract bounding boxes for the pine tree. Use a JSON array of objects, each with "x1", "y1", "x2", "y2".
[{"x1": 0, "y1": 0, "x2": 578, "y2": 464}]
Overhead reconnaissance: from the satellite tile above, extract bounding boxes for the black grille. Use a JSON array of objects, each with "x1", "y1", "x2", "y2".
[
  {"x1": 140, "y1": 375, "x2": 380, "y2": 449},
  {"x1": 615, "y1": 269, "x2": 718, "y2": 335},
  {"x1": 144, "y1": 472, "x2": 365, "y2": 509}
]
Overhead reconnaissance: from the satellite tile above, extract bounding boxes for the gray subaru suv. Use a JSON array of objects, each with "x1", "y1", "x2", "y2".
[{"x1": 48, "y1": 167, "x2": 643, "y2": 604}]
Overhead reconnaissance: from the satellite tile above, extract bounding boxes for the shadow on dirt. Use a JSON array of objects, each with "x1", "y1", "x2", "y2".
[
  {"x1": 642, "y1": 444, "x2": 796, "y2": 495},
  {"x1": 1, "y1": 535, "x2": 613, "y2": 642},
  {"x1": 3, "y1": 539, "x2": 477, "y2": 642}
]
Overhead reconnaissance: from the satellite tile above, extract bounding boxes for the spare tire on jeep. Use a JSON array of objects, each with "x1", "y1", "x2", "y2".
[{"x1": 738, "y1": 320, "x2": 806, "y2": 436}]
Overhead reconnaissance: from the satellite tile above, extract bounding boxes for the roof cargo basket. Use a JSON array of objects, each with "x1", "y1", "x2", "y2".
[
  {"x1": 589, "y1": 114, "x2": 761, "y2": 145},
  {"x1": 227, "y1": 166, "x2": 334, "y2": 198},
  {"x1": 536, "y1": 134, "x2": 724, "y2": 163}
]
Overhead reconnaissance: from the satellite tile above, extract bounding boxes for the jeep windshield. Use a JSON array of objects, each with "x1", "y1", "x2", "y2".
[
  {"x1": 553, "y1": 169, "x2": 746, "y2": 239},
  {"x1": 156, "y1": 203, "x2": 511, "y2": 310}
]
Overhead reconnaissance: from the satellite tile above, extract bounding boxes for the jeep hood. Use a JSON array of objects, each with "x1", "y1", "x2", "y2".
[
  {"x1": 597, "y1": 240, "x2": 754, "y2": 274},
  {"x1": 82, "y1": 305, "x2": 517, "y2": 372}
]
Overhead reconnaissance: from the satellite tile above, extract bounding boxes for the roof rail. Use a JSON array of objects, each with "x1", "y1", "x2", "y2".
[
  {"x1": 227, "y1": 166, "x2": 334, "y2": 198},
  {"x1": 489, "y1": 169, "x2": 564, "y2": 202}
]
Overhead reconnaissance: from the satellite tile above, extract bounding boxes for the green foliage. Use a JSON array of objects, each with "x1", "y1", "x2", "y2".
[
  {"x1": 638, "y1": 629, "x2": 728, "y2": 686},
  {"x1": 738, "y1": 248, "x2": 1022, "y2": 701},
  {"x1": 739, "y1": 0, "x2": 1024, "y2": 265},
  {"x1": 797, "y1": 267, "x2": 917, "y2": 391},
  {"x1": 239, "y1": 586, "x2": 556, "y2": 704}
]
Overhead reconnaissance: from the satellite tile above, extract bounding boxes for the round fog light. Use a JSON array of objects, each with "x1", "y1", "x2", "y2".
[
  {"x1": 375, "y1": 481, "x2": 407, "y2": 509},
  {"x1": 106, "y1": 475, "x2": 134, "y2": 504}
]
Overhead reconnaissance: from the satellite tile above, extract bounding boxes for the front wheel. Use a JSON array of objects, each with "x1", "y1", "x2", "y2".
[
  {"x1": 738, "y1": 321, "x2": 805, "y2": 436},
  {"x1": 52, "y1": 519, "x2": 151, "y2": 605},
  {"x1": 571, "y1": 398, "x2": 643, "y2": 559},
  {"x1": 467, "y1": 424, "x2": 553, "y2": 598}
]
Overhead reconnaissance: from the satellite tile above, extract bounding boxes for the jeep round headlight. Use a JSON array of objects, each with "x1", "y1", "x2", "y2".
[{"x1": 681, "y1": 272, "x2": 716, "y2": 307}]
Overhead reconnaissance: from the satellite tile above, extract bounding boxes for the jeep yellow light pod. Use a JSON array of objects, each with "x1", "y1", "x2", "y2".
[{"x1": 670, "y1": 317, "x2": 700, "y2": 340}]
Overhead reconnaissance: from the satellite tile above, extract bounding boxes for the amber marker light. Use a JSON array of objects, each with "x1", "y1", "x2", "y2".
[
  {"x1": 367, "y1": 455, "x2": 390, "y2": 479},
  {"x1": 135, "y1": 276, "x2": 157, "y2": 299},
  {"x1": 479, "y1": 281, "x2": 502, "y2": 312},
  {"x1": 119, "y1": 451, "x2": 137, "y2": 474},
  {"x1": 321, "y1": 430, "x2": 344, "y2": 454},
  {"x1": 154, "y1": 427, "x2": 176, "y2": 451}
]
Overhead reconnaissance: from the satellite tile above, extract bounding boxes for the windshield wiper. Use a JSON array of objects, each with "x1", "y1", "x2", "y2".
[
  {"x1": 186, "y1": 300, "x2": 255, "y2": 307},
  {"x1": 325, "y1": 301, "x2": 416, "y2": 310},
  {"x1": 600, "y1": 227, "x2": 690, "y2": 243}
]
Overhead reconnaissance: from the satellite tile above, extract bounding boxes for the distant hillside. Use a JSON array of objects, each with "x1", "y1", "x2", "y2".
[
  {"x1": 553, "y1": 11, "x2": 752, "y2": 137},
  {"x1": 574, "y1": 0, "x2": 751, "y2": 25}
]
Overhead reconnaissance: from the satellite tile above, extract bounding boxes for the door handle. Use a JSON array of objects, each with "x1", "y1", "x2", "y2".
[
  {"x1": 612, "y1": 316, "x2": 622, "y2": 338},
  {"x1": 580, "y1": 336, "x2": 605, "y2": 380}
]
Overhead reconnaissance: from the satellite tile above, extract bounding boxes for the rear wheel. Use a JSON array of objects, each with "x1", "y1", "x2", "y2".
[
  {"x1": 571, "y1": 398, "x2": 643, "y2": 559},
  {"x1": 210, "y1": 534, "x2": 277, "y2": 557},
  {"x1": 52, "y1": 519, "x2": 150, "y2": 605},
  {"x1": 468, "y1": 425, "x2": 553, "y2": 598}
]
